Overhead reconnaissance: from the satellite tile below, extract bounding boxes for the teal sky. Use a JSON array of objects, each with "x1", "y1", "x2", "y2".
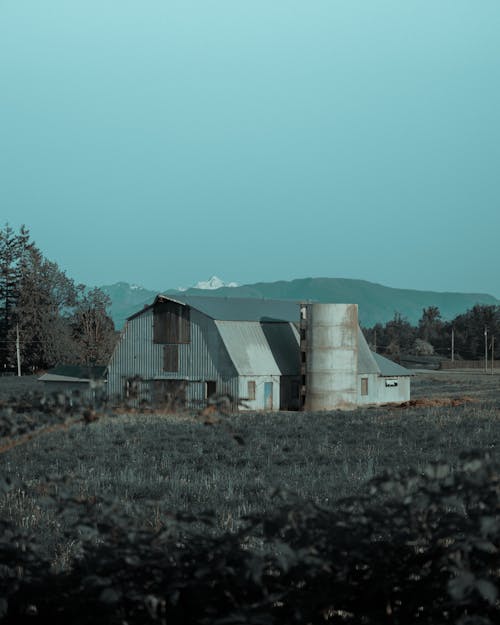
[{"x1": 1, "y1": 1, "x2": 499, "y2": 295}]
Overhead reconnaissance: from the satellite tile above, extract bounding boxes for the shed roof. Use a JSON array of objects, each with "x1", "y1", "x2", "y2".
[
  {"x1": 372, "y1": 353, "x2": 411, "y2": 377},
  {"x1": 215, "y1": 321, "x2": 282, "y2": 376},
  {"x1": 154, "y1": 294, "x2": 300, "y2": 322},
  {"x1": 358, "y1": 328, "x2": 380, "y2": 375},
  {"x1": 39, "y1": 365, "x2": 107, "y2": 383},
  {"x1": 357, "y1": 329, "x2": 411, "y2": 376}
]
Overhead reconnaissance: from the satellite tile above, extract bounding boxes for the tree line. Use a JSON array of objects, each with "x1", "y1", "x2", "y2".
[
  {"x1": 363, "y1": 305, "x2": 500, "y2": 361},
  {"x1": 0, "y1": 224, "x2": 117, "y2": 373}
]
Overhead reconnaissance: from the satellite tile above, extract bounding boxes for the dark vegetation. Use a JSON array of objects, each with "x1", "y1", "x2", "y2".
[
  {"x1": 1, "y1": 373, "x2": 500, "y2": 623},
  {"x1": 0, "y1": 223, "x2": 117, "y2": 372},
  {"x1": 363, "y1": 305, "x2": 500, "y2": 362}
]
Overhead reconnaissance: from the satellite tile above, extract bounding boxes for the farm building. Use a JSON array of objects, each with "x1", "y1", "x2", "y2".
[
  {"x1": 107, "y1": 296, "x2": 410, "y2": 410},
  {"x1": 38, "y1": 365, "x2": 107, "y2": 403},
  {"x1": 300, "y1": 303, "x2": 411, "y2": 410}
]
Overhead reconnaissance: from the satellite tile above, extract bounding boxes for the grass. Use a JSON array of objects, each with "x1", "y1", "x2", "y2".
[{"x1": 1, "y1": 370, "x2": 499, "y2": 567}]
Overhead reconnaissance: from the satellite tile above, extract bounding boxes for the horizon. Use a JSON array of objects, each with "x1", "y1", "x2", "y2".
[
  {"x1": 101, "y1": 274, "x2": 500, "y2": 301},
  {"x1": 2, "y1": 2, "x2": 499, "y2": 297}
]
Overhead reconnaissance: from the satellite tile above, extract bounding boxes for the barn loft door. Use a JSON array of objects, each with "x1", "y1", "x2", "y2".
[{"x1": 264, "y1": 382, "x2": 273, "y2": 410}]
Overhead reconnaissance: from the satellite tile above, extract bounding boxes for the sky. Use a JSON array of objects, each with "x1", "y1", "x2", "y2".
[{"x1": 1, "y1": 1, "x2": 499, "y2": 295}]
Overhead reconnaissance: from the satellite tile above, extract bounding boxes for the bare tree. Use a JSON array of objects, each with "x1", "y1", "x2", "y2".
[{"x1": 71, "y1": 288, "x2": 117, "y2": 365}]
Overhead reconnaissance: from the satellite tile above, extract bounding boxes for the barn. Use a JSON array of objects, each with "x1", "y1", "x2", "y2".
[
  {"x1": 107, "y1": 295, "x2": 301, "y2": 411},
  {"x1": 107, "y1": 296, "x2": 410, "y2": 410}
]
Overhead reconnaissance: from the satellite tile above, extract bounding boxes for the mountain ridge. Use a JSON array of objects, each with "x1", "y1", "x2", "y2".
[{"x1": 100, "y1": 277, "x2": 500, "y2": 329}]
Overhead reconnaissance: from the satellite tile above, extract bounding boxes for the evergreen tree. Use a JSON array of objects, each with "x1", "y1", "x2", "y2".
[
  {"x1": 14, "y1": 246, "x2": 78, "y2": 370},
  {"x1": 0, "y1": 224, "x2": 33, "y2": 369}
]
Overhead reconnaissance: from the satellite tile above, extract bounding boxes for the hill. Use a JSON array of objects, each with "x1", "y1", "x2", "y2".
[{"x1": 100, "y1": 277, "x2": 500, "y2": 329}]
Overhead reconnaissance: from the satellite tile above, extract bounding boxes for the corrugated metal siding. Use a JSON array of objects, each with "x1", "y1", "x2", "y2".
[{"x1": 107, "y1": 307, "x2": 239, "y2": 407}]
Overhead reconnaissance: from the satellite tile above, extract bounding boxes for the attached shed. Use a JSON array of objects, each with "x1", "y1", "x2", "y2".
[
  {"x1": 38, "y1": 365, "x2": 107, "y2": 402},
  {"x1": 357, "y1": 330, "x2": 411, "y2": 405}
]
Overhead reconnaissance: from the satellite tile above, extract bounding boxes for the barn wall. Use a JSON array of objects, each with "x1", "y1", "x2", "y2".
[
  {"x1": 41, "y1": 381, "x2": 104, "y2": 403},
  {"x1": 356, "y1": 374, "x2": 410, "y2": 405},
  {"x1": 238, "y1": 375, "x2": 280, "y2": 411},
  {"x1": 107, "y1": 306, "x2": 239, "y2": 407}
]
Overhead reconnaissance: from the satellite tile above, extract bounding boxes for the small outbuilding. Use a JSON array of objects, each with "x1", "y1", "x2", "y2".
[{"x1": 38, "y1": 365, "x2": 107, "y2": 403}]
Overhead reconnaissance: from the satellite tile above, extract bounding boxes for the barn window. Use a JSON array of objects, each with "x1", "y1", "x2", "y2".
[
  {"x1": 154, "y1": 301, "x2": 190, "y2": 344},
  {"x1": 247, "y1": 381, "x2": 256, "y2": 400},
  {"x1": 361, "y1": 377, "x2": 368, "y2": 396},
  {"x1": 163, "y1": 345, "x2": 179, "y2": 372}
]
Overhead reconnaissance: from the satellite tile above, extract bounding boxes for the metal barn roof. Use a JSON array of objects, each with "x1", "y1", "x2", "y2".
[
  {"x1": 128, "y1": 296, "x2": 410, "y2": 378},
  {"x1": 357, "y1": 329, "x2": 410, "y2": 376},
  {"x1": 260, "y1": 322, "x2": 300, "y2": 376},
  {"x1": 372, "y1": 352, "x2": 411, "y2": 377},
  {"x1": 156, "y1": 294, "x2": 300, "y2": 322},
  {"x1": 215, "y1": 321, "x2": 282, "y2": 376},
  {"x1": 357, "y1": 328, "x2": 380, "y2": 375}
]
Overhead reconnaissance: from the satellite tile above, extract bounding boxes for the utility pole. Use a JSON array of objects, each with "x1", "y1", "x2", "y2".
[
  {"x1": 492, "y1": 336, "x2": 495, "y2": 375},
  {"x1": 484, "y1": 326, "x2": 488, "y2": 373},
  {"x1": 451, "y1": 327, "x2": 454, "y2": 362},
  {"x1": 16, "y1": 323, "x2": 21, "y2": 377}
]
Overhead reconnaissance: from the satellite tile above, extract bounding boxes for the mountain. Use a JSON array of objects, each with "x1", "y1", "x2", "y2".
[
  {"x1": 178, "y1": 275, "x2": 239, "y2": 291},
  {"x1": 100, "y1": 282, "x2": 158, "y2": 329},
  {"x1": 101, "y1": 278, "x2": 500, "y2": 329}
]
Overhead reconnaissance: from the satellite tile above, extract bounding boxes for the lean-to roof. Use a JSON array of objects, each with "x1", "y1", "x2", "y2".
[{"x1": 215, "y1": 321, "x2": 282, "y2": 376}]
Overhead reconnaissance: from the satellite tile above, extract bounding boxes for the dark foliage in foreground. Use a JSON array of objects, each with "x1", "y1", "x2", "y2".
[{"x1": 1, "y1": 452, "x2": 499, "y2": 625}]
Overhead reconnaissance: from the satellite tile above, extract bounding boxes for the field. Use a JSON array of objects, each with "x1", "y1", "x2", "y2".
[
  {"x1": 1, "y1": 371, "x2": 499, "y2": 623},
  {"x1": 1, "y1": 372, "x2": 499, "y2": 547}
]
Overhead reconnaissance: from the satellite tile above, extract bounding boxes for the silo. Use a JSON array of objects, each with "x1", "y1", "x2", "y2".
[{"x1": 303, "y1": 303, "x2": 358, "y2": 411}]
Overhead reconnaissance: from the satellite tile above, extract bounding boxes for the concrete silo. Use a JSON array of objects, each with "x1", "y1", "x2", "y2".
[{"x1": 301, "y1": 303, "x2": 359, "y2": 411}]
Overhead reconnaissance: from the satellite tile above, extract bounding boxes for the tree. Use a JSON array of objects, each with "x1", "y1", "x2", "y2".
[
  {"x1": 14, "y1": 246, "x2": 78, "y2": 370},
  {"x1": 0, "y1": 224, "x2": 33, "y2": 369},
  {"x1": 71, "y1": 288, "x2": 117, "y2": 365},
  {"x1": 451, "y1": 305, "x2": 500, "y2": 360},
  {"x1": 418, "y1": 306, "x2": 442, "y2": 344},
  {"x1": 384, "y1": 312, "x2": 416, "y2": 356}
]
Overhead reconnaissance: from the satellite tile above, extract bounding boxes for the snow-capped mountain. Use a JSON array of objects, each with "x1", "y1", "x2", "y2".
[{"x1": 178, "y1": 276, "x2": 239, "y2": 291}]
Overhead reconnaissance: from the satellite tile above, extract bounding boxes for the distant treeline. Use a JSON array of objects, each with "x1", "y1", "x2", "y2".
[
  {"x1": 363, "y1": 305, "x2": 500, "y2": 360},
  {"x1": 0, "y1": 224, "x2": 117, "y2": 372}
]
